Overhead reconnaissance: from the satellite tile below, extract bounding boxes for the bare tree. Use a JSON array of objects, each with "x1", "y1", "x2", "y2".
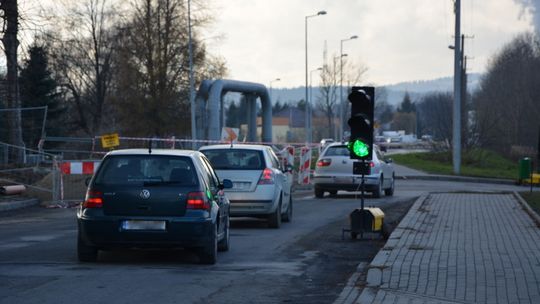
[
  {"x1": 112, "y1": 0, "x2": 226, "y2": 137},
  {"x1": 417, "y1": 92, "x2": 453, "y2": 145},
  {"x1": 0, "y1": 0, "x2": 24, "y2": 161},
  {"x1": 315, "y1": 55, "x2": 368, "y2": 139},
  {"x1": 316, "y1": 56, "x2": 339, "y2": 139},
  {"x1": 472, "y1": 32, "x2": 540, "y2": 157},
  {"x1": 48, "y1": 0, "x2": 118, "y2": 136}
]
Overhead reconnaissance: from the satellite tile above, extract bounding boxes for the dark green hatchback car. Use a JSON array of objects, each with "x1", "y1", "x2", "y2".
[{"x1": 77, "y1": 149, "x2": 232, "y2": 264}]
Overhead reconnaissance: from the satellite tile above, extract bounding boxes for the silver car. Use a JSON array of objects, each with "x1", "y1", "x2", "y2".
[
  {"x1": 199, "y1": 144, "x2": 293, "y2": 228},
  {"x1": 313, "y1": 143, "x2": 395, "y2": 198}
]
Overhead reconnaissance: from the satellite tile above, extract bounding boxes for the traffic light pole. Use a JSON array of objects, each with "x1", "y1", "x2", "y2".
[{"x1": 360, "y1": 160, "x2": 365, "y2": 239}]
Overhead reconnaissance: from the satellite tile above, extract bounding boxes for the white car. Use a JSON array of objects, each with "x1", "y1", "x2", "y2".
[
  {"x1": 199, "y1": 144, "x2": 293, "y2": 228},
  {"x1": 313, "y1": 143, "x2": 395, "y2": 198}
]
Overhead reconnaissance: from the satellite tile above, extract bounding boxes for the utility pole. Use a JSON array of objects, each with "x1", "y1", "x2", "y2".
[
  {"x1": 452, "y1": 0, "x2": 462, "y2": 175},
  {"x1": 460, "y1": 34, "x2": 467, "y2": 149},
  {"x1": 188, "y1": 0, "x2": 196, "y2": 149}
]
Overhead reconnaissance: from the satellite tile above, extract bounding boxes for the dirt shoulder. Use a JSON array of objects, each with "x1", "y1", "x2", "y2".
[{"x1": 280, "y1": 197, "x2": 416, "y2": 303}]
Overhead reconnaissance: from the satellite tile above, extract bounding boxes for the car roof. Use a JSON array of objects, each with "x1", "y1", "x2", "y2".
[
  {"x1": 199, "y1": 144, "x2": 269, "y2": 151},
  {"x1": 105, "y1": 149, "x2": 203, "y2": 157}
]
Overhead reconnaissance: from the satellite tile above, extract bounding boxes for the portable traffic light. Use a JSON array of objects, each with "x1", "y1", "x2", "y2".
[{"x1": 347, "y1": 86, "x2": 374, "y2": 160}]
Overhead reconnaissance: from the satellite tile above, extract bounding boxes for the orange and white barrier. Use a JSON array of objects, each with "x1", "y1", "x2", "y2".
[
  {"x1": 60, "y1": 161, "x2": 100, "y2": 175},
  {"x1": 298, "y1": 146, "x2": 312, "y2": 185}
]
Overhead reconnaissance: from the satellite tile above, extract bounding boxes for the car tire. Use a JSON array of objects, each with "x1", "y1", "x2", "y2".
[
  {"x1": 384, "y1": 175, "x2": 395, "y2": 196},
  {"x1": 77, "y1": 232, "x2": 98, "y2": 262},
  {"x1": 372, "y1": 178, "x2": 382, "y2": 198},
  {"x1": 268, "y1": 198, "x2": 282, "y2": 228},
  {"x1": 314, "y1": 188, "x2": 324, "y2": 198},
  {"x1": 282, "y1": 195, "x2": 293, "y2": 223},
  {"x1": 217, "y1": 218, "x2": 230, "y2": 252},
  {"x1": 199, "y1": 224, "x2": 218, "y2": 264}
]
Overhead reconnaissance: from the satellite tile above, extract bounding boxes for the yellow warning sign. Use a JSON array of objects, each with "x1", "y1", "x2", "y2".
[{"x1": 101, "y1": 133, "x2": 120, "y2": 148}]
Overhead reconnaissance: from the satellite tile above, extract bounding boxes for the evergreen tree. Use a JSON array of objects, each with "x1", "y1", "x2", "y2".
[
  {"x1": 397, "y1": 92, "x2": 416, "y2": 113},
  {"x1": 20, "y1": 44, "x2": 63, "y2": 148}
]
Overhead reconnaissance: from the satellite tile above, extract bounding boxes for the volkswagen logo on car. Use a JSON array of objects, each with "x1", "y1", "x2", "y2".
[{"x1": 139, "y1": 189, "x2": 151, "y2": 199}]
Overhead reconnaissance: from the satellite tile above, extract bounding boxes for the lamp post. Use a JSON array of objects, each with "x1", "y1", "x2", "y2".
[
  {"x1": 305, "y1": 10, "x2": 327, "y2": 144},
  {"x1": 310, "y1": 67, "x2": 322, "y2": 141},
  {"x1": 339, "y1": 35, "x2": 357, "y2": 142},
  {"x1": 269, "y1": 78, "x2": 281, "y2": 103}
]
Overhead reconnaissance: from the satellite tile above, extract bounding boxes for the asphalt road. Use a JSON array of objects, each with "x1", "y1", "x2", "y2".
[{"x1": 0, "y1": 179, "x2": 530, "y2": 304}]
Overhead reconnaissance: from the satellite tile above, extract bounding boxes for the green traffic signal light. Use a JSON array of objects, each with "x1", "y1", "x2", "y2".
[{"x1": 348, "y1": 139, "x2": 369, "y2": 158}]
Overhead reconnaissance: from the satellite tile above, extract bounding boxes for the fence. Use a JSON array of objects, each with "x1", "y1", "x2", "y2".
[
  {"x1": 0, "y1": 141, "x2": 61, "y2": 203},
  {"x1": 1, "y1": 136, "x2": 328, "y2": 205}
]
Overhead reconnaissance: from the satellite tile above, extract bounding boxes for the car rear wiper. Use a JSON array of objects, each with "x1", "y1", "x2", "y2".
[{"x1": 143, "y1": 181, "x2": 192, "y2": 186}]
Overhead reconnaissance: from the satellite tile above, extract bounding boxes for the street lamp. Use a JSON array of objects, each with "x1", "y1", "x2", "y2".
[
  {"x1": 305, "y1": 10, "x2": 327, "y2": 144},
  {"x1": 339, "y1": 35, "x2": 357, "y2": 142},
  {"x1": 269, "y1": 78, "x2": 281, "y2": 103}
]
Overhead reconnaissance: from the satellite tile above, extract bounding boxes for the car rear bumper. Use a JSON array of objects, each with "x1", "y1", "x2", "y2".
[
  {"x1": 224, "y1": 189, "x2": 278, "y2": 216},
  {"x1": 78, "y1": 215, "x2": 214, "y2": 249},
  {"x1": 313, "y1": 175, "x2": 380, "y2": 191}
]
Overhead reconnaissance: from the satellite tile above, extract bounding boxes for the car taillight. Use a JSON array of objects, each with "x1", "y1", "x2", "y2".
[
  {"x1": 317, "y1": 158, "x2": 332, "y2": 167},
  {"x1": 187, "y1": 191, "x2": 211, "y2": 210},
  {"x1": 83, "y1": 190, "x2": 103, "y2": 208},
  {"x1": 370, "y1": 161, "x2": 375, "y2": 167},
  {"x1": 258, "y1": 168, "x2": 275, "y2": 185}
]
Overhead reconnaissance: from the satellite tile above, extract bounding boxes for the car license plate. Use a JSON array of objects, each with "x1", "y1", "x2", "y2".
[
  {"x1": 233, "y1": 182, "x2": 250, "y2": 190},
  {"x1": 335, "y1": 177, "x2": 352, "y2": 184},
  {"x1": 122, "y1": 220, "x2": 166, "y2": 231}
]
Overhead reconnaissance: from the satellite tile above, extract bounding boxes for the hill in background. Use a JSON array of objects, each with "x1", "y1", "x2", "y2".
[{"x1": 270, "y1": 73, "x2": 481, "y2": 107}]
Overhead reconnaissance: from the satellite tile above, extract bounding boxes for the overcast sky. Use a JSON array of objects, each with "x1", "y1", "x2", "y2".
[{"x1": 203, "y1": 0, "x2": 534, "y2": 88}]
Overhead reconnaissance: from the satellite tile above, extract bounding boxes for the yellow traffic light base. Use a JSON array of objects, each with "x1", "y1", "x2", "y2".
[
  {"x1": 521, "y1": 173, "x2": 540, "y2": 185},
  {"x1": 342, "y1": 207, "x2": 387, "y2": 240}
]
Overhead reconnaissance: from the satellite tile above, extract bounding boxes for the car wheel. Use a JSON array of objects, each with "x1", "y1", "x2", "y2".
[
  {"x1": 384, "y1": 174, "x2": 395, "y2": 196},
  {"x1": 217, "y1": 217, "x2": 230, "y2": 252},
  {"x1": 282, "y1": 195, "x2": 293, "y2": 223},
  {"x1": 314, "y1": 187, "x2": 324, "y2": 198},
  {"x1": 199, "y1": 223, "x2": 218, "y2": 264},
  {"x1": 77, "y1": 232, "x2": 98, "y2": 262},
  {"x1": 329, "y1": 190, "x2": 337, "y2": 197},
  {"x1": 268, "y1": 198, "x2": 282, "y2": 228},
  {"x1": 372, "y1": 178, "x2": 382, "y2": 198}
]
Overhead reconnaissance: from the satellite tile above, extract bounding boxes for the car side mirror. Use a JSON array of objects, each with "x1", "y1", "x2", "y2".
[{"x1": 220, "y1": 179, "x2": 233, "y2": 189}]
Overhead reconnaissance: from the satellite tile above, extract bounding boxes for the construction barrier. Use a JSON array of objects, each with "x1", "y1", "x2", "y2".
[
  {"x1": 60, "y1": 161, "x2": 101, "y2": 175},
  {"x1": 298, "y1": 146, "x2": 312, "y2": 185}
]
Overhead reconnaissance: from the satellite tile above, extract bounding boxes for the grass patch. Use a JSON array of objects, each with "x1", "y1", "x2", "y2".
[
  {"x1": 391, "y1": 149, "x2": 517, "y2": 179},
  {"x1": 519, "y1": 191, "x2": 540, "y2": 216}
]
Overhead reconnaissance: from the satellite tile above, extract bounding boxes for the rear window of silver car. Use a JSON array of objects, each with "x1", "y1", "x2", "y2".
[
  {"x1": 202, "y1": 149, "x2": 264, "y2": 170},
  {"x1": 94, "y1": 155, "x2": 198, "y2": 186},
  {"x1": 323, "y1": 145, "x2": 350, "y2": 156}
]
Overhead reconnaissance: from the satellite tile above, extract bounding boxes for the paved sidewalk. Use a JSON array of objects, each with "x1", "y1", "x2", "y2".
[{"x1": 338, "y1": 192, "x2": 540, "y2": 304}]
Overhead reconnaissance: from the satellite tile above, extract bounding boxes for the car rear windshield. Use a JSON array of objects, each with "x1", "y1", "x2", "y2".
[
  {"x1": 202, "y1": 149, "x2": 264, "y2": 170},
  {"x1": 324, "y1": 145, "x2": 350, "y2": 157},
  {"x1": 93, "y1": 155, "x2": 199, "y2": 186}
]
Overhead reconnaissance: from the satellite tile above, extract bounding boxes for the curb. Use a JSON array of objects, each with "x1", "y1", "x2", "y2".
[
  {"x1": 0, "y1": 198, "x2": 40, "y2": 212},
  {"x1": 397, "y1": 174, "x2": 516, "y2": 185},
  {"x1": 355, "y1": 194, "x2": 429, "y2": 303},
  {"x1": 513, "y1": 191, "x2": 540, "y2": 227}
]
